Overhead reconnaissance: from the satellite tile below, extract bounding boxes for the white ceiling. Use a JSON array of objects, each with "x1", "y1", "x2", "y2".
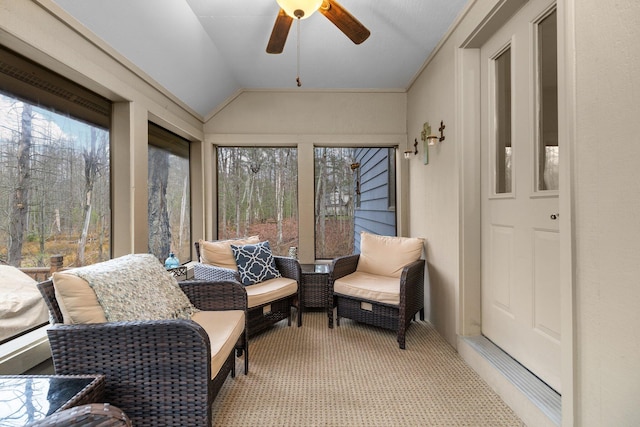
[{"x1": 52, "y1": 0, "x2": 468, "y2": 117}]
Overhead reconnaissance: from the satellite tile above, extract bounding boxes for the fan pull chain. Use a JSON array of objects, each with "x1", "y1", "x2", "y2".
[{"x1": 296, "y1": 18, "x2": 302, "y2": 87}]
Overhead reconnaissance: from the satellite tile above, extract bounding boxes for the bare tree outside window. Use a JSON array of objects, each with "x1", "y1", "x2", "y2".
[
  {"x1": 148, "y1": 146, "x2": 171, "y2": 261},
  {"x1": 314, "y1": 147, "x2": 356, "y2": 258},
  {"x1": 148, "y1": 124, "x2": 191, "y2": 264},
  {"x1": 0, "y1": 92, "x2": 110, "y2": 342},
  {"x1": 0, "y1": 94, "x2": 110, "y2": 268},
  {"x1": 217, "y1": 147, "x2": 298, "y2": 256}
]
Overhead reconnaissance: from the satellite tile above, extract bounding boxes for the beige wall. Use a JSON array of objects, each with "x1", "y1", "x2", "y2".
[
  {"x1": 406, "y1": 0, "x2": 507, "y2": 350},
  {"x1": 205, "y1": 90, "x2": 406, "y2": 135},
  {"x1": 406, "y1": 41, "x2": 461, "y2": 348},
  {"x1": 0, "y1": 0, "x2": 205, "y2": 259},
  {"x1": 572, "y1": 0, "x2": 640, "y2": 425}
]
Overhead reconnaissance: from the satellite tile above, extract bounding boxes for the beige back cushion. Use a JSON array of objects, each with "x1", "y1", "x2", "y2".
[
  {"x1": 53, "y1": 254, "x2": 198, "y2": 324},
  {"x1": 199, "y1": 236, "x2": 259, "y2": 270},
  {"x1": 356, "y1": 232, "x2": 424, "y2": 278},
  {"x1": 53, "y1": 271, "x2": 106, "y2": 324}
]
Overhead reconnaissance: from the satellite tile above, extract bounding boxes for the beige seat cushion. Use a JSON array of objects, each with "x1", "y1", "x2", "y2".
[
  {"x1": 52, "y1": 271, "x2": 106, "y2": 324},
  {"x1": 334, "y1": 271, "x2": 400, "y2": 306},
  {"x1": 356, "y1": 232, "x2": 424, "y2": 278},
  {"x1": 199, "y1": 236, "x2": 260, "y2": 270},
  {"x1": 245, "y1": 277, "x2": 297, "y2": 308},
  {"x1": 191, "y1": 310, "x2": 245, "y2": 378}
]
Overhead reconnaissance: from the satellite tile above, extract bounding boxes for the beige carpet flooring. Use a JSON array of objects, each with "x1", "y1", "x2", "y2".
[{"x1": 212, "y1": 311, "x2": 525, "y2": 426}]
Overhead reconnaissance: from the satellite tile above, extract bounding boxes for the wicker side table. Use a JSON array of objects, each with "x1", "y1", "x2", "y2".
[
  {"x1": 300, "y1": 264, "x2": 330, "y2": 309},
  {"x1": 0, "y1": 374, "x2": 105, "y2": 426}
]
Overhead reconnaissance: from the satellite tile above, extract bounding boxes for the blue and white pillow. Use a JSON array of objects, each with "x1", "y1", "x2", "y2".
[{"x1": 231, "y1": 241, "x2": 281, "y2": 285}]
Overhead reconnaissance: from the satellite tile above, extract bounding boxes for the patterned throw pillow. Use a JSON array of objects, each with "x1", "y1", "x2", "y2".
[
  {"x1": 198, "y1": 236, "x2": 260, "y2": 270},
  {"x1": 231, "y1": 241, "x2": 281, "y2": 286}
]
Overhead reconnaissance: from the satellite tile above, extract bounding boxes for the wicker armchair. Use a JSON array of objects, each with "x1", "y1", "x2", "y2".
[
  {"x1": 195, "y1": 241, "x2": 302, "y2": 336},
  {"x1": 38, "y1": 278, "x2": 247, "y2": 427},
  {"x1": 327, "y1": 232, "x2": 426, "y2": 349}
]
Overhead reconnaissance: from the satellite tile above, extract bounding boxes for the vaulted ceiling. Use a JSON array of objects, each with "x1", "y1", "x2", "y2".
[{"x1": 52, "y1": 0, "x2": 468, "y2": 117}]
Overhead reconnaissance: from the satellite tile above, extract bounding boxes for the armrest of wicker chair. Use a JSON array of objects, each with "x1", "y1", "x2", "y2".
[
  {"x1": 193, "y1": 263, "x2": 239, "y2": 282},
  {"x1": 272, "y1": 256, "x2": 302, "y2": 327},
  {"x1": 399, "y1": 258, "x2": 426, "y2": 331},
  {"x1": 273, "y1": 256, "x2": 302, "y2": 282},
  {"x1": 179, "y1": 279, "x2": 247, "y2": 311},
  {"x1": 329, "y1": 254, "x2": 360, "y2": 282},
  {"x1": 327, "y1": 254, "x2": 360, "y2": 328},
  {"x1": 47, "y1": 319, "x2": 214, "y2": 427},
  {"x1": 179, "y1": 279, "x2": 249, "y2": 374}
]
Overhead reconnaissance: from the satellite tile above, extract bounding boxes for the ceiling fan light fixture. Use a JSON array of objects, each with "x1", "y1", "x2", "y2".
[{"x1": 276, "y1": 0, "x2": 323, "y2": 19}]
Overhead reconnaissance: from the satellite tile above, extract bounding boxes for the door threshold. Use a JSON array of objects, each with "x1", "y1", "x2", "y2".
[{"x1": 458, "y1": 335, "x2": 561, "y2": 427}]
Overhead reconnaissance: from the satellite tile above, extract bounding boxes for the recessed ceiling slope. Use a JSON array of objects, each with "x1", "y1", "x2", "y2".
[{"x1": 52, "y1": 0, "x2": 468, "y2": 118}]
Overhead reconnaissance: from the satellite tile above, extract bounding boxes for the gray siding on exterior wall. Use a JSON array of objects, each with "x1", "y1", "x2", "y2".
[{"x1": 353, "y1": 147, "x2": 396, "y2": 253}]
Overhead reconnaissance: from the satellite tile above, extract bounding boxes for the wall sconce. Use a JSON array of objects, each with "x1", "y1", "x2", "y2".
[
  {"x1": 404, "y1": 139, "x2": 419, "y2": 160},
  {"x1": 422, "y1": 120, "x2": 446, "y2": 146}
]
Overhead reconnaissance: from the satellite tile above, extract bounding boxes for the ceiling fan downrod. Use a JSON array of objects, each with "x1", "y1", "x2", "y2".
[{"x1": 296, "y1": 16, "x2": 302, "y2": 87}]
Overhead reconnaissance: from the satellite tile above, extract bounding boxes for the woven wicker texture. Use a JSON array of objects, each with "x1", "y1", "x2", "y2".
[
  {"x1": 213, "y1": 311, "x2": 525, "y2": 426},
  {"x1": 329, "y1": 254, "x2": 425, "y2": 349},
  {"x1": 37, "y1": 279, "x2": 248, "y2": 427},
  {"x1": 195, "y1": 241, "x2": 303, "y2": 335},
  {"x1": 300, "y1": 265, "x2": 329, "y2": 309},
  {"x1": 28, "y1": 403, "x2": 131, "y2": 427}
]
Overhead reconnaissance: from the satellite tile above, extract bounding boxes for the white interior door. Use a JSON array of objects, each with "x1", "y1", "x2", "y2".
[{"x1": 480, "y1": 0, "x2": 561, "y2": 392}]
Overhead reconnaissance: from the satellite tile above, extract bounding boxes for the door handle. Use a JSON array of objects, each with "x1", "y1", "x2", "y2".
[{"x1": 550, "y1": 213, "x2": 559, "y2": 220}]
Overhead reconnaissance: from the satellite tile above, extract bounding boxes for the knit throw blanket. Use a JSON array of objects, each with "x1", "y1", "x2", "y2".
[{"x1": 69, "y1": 253, "x2": 198, "y2": 322}]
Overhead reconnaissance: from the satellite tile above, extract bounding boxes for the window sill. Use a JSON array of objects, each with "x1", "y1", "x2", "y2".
[{"x1": 0, "y1": 325, "x2": 51, "y2": 374}]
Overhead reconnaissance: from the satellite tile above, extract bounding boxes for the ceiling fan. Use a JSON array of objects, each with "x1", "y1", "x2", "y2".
[{"x1": 266, "y1": 0, "x2": 370, "y2": 54}]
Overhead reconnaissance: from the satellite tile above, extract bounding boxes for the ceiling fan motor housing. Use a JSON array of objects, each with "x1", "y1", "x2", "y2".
[
  {"x1": 276, "y1": 0, "x2": 323, "y2": 19},
  {"x1": 268, "y1": 0, "x2": 370, "y2": 54}
]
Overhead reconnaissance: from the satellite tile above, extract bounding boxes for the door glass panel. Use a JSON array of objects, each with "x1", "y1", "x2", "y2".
[
  {"x1": 494, "y1": 48, "x2": 512, "y2": 194},
  {"x1": 537, "y1": 10, "x2": 558, "y2": 191}
]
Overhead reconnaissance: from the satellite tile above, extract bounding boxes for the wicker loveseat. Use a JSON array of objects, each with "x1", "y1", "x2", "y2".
[
  {"x1": 328, "y1": 232, "x2": 426, "y2": 349},
  {"x1": 37, "y1": 254, "x2": 247, "y2": 427},
  {"x1": 194, "y1": 237, "x2": 302, "y2": 336}
]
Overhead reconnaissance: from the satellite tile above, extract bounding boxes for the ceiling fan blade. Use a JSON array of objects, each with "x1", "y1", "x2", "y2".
[
  {"x1": 319, "y1": 0, "x2": 370, "y2": 45},
  {"x1": 266, "y1": 9, "x2": 293, "y2": 54}
]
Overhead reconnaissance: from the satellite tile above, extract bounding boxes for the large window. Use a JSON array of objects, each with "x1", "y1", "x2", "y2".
[
  {"x1": 0, "y1": 47, "x2": 111, "y2": 343},
  {"x1": 148, "y1": 123, "x2": 191, "y2": 264},
  {"x1": 216, "y1": 145, "x2": 396, "y2": 261},
  {"x1": 314, "y1": 147, "x2": 356, "y2": 258},
  {"x1": 315, "y1": 147, "x2": 397, "y2": 259},
  {"x1": 217, "y1": 147, "x2": 298, "y2": 256}
]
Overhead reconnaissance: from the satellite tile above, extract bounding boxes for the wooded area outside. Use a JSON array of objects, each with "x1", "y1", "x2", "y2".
[
  {"x1": 0, "y1": 92, "x2": 110, "y2": 269},
  {"x1": 217, "y1": 146, "x2": 357, "y2": 259},
  {"x1": 217, "y1": 147, "x2": 299, "y2": 256},
  {"x1": 148, "y1": 130, "x2": 191, "y2": 265},
  {"x1": 314, "y1": 147, "x2": 356, "y2": 258}
]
